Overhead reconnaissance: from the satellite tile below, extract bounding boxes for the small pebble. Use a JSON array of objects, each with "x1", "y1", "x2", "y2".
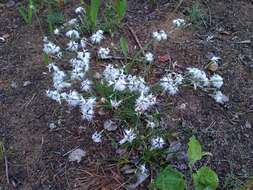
[
  {"x1": 6, "y1": 0, "x2": 15, "y2": 8},
  {"x1": 23, "y1": 81, "x2": 32, "y2": 87}
]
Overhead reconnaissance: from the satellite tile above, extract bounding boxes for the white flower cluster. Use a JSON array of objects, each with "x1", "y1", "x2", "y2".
[
  {"x1": 152, "y1": 30, "x2": 168, "y2": 41},
  {"x1": 90, "y1": 30, "x2": 104, "y2": 44},
  {"x1": 43, "y1": 37, "x2": 62, "y2": 58},
  {"x1": 70, "y1": 51, "x2": 91, "y2": 80},
  {"x1": 145, "y1": 52, "x2": 154, "y2": 63},
  {"x1": 66, "y1": 29, "x2": 80, "y2": 39},
  {"x1": 151, "y1": 137, "x2": 165, "y2": 149},
  {"x1": 135, "y1": 93, "x2": 156, "y2": 114},
  {"x1": 92, "y1": 131, "x2": 102, "y2": 143},
  {"x1": 98, "y1": 47, "x2": 110, "y2": 59},
  {"x1": 103, "y1": 64, "x2": 150, "y2": 94},
  {"x1": 160, "y1": 72, "x2": 184, "y2": 95},
  {"x1": 119, "y1": 129, "x2": 136, "y2": 144},
  {"x1": 187, "y1": 67, "x2": 209, "y2": 89},
  {"x1": 172, "y1": 18, "x2": 186, "y2": 28},
  {"x1": 48, "y1": 63, "x2": 71, "y2": 91},
  {"x1": 75, "y1": 6, "x2": 85, "y2": 14},
  {"x1": 159, "y1": 67, "x2": 227, "y2": 104}
]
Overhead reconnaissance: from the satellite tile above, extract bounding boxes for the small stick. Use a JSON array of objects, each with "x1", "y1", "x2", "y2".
[
  {"x1": 2, "y1": 140, "x2": 9, "y2": 184},
  {"x1": 98, "y1": 56, "x2": 142, "y2": 62},
  {"x1": 62, "y1": 146, "x2": 80, "y2": 157},
  {"x1": 127, "y1": 25, "x2": 144, "y2": 54},
  {"x1": 173, "y1": 0, "x2": 184, "y2": 13}
]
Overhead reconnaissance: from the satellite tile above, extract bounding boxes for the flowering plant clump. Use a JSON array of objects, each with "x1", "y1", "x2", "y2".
[{"x1": 44, "y1": 7, "x2": 227, "y2": 188}]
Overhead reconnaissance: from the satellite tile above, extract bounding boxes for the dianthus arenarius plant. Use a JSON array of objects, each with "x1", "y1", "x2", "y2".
[{"x1": 44, "y1": 6, "x2": 226, "y2": 188}]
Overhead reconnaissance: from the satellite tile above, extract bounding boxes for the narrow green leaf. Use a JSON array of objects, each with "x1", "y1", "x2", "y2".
[
  {"x1": 115, "y1": 0, "x2": 127, "y2": 21},
  {"x1": 28, "y1": 0, "x2": 34, "y2": 24},
  {"x1": 89, "y1": 0, "x2": 101, "y2": 27},
  {"x1": 43, "y1": 53, "x2": 50, "y2": 65},
  {"x1": 187, "y1": 136, "x2": 203, "y2": 167},
  {"x1": 120, "y1": 36, "x2": 128, "y2": 57},
  {"x1": 193, "y1": 166, "x2": 219, "y2": 190},
  {"x1": 18, "y1": 6, "x2": 29, "y2": 24},
  {"x1": 153, "y1": 166, "x2": 186, "y2": 190}
]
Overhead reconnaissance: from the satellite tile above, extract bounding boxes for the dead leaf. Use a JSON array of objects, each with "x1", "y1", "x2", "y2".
[{"x1": 158, "y1": 54, "x2": 172, "y2": 63}]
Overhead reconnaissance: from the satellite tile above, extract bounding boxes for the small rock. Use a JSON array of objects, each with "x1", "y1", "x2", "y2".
[
  {"x1": 23, "y1": 81, "x2": 32, "y2": 87},
  {"x1": 104, "y1": 120, "x2": 117, "y2": 131},
  {"x1": 121, "y1": 165, "x2": 135, "y2": 174},
  {"x1": 49, "y1": 122, "x2": 57, "y2": 129},
  {"x1": 245, "y1": 120, "x2": 251, "y2": 129},
  {"x1": 6, "y1": 0, "x2": 15, "y2": 8},
  {"x1": 208, "y1": 62, "x2": 219, "y2": 72},
  {"x1": 11, "y1": 81, "x2": 17, "y2": 88},
  {"x1": 68, "y1": 148, "x2": 86, "y2": 163}
]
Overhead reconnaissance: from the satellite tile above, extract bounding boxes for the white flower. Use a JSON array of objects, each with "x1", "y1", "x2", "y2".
[
  {"x1": 90, "y1": 30, "x2": 104, "y2": 44},
  {"x1": 75, "y1": 6, "x2": 85, "y2": 14},
  {"x1": 49, "y1": 122, "x2": 57, "y2": 129},
  {"x1": 63, "y1": 90, "x2": 83, "y2": 107},
  {"x1": 119, "y1": 129, "x2": 136, "y2": 144},
  {"x1": 54, "y1": 28, "x2": 60, "y2": 35},
  {"x1": 92, "y1": 131, "x2": 102, "y2": 143},
  {"x1": 210, "y1": 56, "x2": 221, "y2": 64},
  {"x1": 114, "y1": 75, "x2": 127, "y2": 91},
  {"x1": 46, "y1": 90, "x2": 62, "y2": 103},
  {"x1": 104, "y1": 120, "x2": 117, "y2": 131},
  {"x1": 43, "y1": 40, "x2": 61, "y2": 57},
  {"x1": 145, "y1": 52, "x2": 154, "y2": 63},
  {"x1": 146, "y1": 120, "x2": 156, "y2": 128},
  {"x1": 80, "y1": 97, "x2": 96, "y2": 121},
  {"x1": 211, "y1": 91, "x2": 229, "y2": 104},
  {"x1": 127, "y1": 75, "x2": 149, "y2": 94},
  {"x1": 81, "y1": 79, "x2": 92, "y2": 91},
  {"x1": 67, "y1": 41, "x2": 79, "y2": 51},
  {"x1": 48, "y1": 63, "x2": 71, "y2": 91},
  {"x1": 187, "y1": 67, "x2": 209, "y2": 89},
  {"x1": 160, "y1": 73, "x2": 184, "y2": 95},
  {"x1": 110, "y1": 99, "x2": 122, "y2": 109},
  {"x1": 67, "y1": 18, "x2": 78, "y2": 25},
  {"x1": 66, "y1": 30, "x2": 80, "y2": 39},
  {"x1": 139, "y1": 164, "x2": 148, "y2": 175},
  {"x1": 70, "y1": 52, "x2": 91, "y2": 80},
  {"x1": 68, "y1": 148, "x2": 86, "y2": 163},
  {"x1": 151, "y1": 137, "x2": 165, "y2": 149},
  {"x1": 210, "y1": 74, "x2": 223, "y2": 88},
  {"x1": 103, "y1": 64, "x2": 121, "y2": 84},
  {"x1": 135, "y1": 93, "x2": 156, "y2": 114},
  {"x1": 152, "y1": 30, "x2": 167, "y2": 41},
  {"x1": 172, "y1": 18, "x2": 186, "y2": 27},
  {"x1": 98, "y1": 47, "x2": 110, "y2": 59},
  {"x1": 80, "y1": 38, "x2": 87, "y2": 48},
  {"x1": 43, "y1": 36, "x2": 49, "y2": 43}
]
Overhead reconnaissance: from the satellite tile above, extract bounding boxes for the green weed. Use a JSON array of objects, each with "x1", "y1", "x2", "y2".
[{"x1": 18, "y1": 0, "x2": 36, "y2": 25}]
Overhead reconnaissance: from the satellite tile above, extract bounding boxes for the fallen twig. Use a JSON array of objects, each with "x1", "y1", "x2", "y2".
[
  {"x1": 172, "y1": 0, "x2": 184, "y2": 13},
  {"x1": 127, "y1": 25, "x2": 144, "y2": 55},
  {"x1": 2, "y1": 138, "x2": 9, "y2": 184},
  {"x1": 98, "y1": 56, "x2": 142, "y2": 62}
]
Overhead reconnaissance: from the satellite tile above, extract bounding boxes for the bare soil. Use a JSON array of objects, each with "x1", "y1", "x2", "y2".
[{"x1": 0, "y1": 0, "x2": 253, "y2": 189}]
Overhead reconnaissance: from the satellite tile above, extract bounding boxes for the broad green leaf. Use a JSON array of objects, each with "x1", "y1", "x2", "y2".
[
  {"x1": 115, "y1": 0, "x2": 127, "y2": 21},
  {"x1": 120, "y1": 36, "x2": 128, "y2": 57},
  {"x1": 193, "y1": 166, "x2": 219, "y2": 190},
  {"x1": 88, "y1": 0, "x2": 101, "y2": 27},
  {"x1": 187, "y1": 136, "x2": 202, "y2": 167},
  {"x1": 153, "y1": 166, "x2": 185, "y2": 190}
]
